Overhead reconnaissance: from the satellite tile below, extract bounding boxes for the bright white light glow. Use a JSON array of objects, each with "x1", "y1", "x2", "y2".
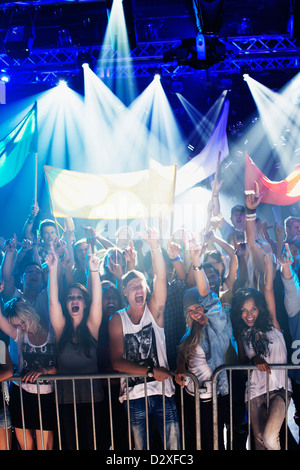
[
  {"x1": 245, "y1": 73, "x2": 300, "y2": 174},
  {"x1": 176, "y1": 91, "x2": 227, "y2": 148},
  {"x1": 97, "y1": 0, "x2": 137, "y2": 104},
  {"x1": 57, "y1": 79, "x2": 68, "y2": 88}
]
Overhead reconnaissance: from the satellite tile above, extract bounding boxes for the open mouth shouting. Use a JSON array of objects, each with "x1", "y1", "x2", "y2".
[
  {"x1": 135, "y1": 295, "x2": 144, "y2": 305},
  {"x1": 66, "y1": 288, "x2": 86, "y2": 318}
]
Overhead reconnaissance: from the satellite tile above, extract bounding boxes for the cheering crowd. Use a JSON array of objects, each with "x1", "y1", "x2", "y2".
[{"x1": 0, "y1": 179, "x2": 300, "y2": 451}]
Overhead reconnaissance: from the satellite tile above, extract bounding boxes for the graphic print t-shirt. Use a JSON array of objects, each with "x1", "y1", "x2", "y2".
[
  {"x1": 118, "y1": 305, "x2": 175, "y2": 402},
  {"x1": 14, "y1": 327, "x2": 56, "y2": 394}
]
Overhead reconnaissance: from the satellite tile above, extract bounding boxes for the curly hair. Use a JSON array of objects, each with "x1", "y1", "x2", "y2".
[{"x1": 230, "y1": 287, "x2": 272, "y2": 340}]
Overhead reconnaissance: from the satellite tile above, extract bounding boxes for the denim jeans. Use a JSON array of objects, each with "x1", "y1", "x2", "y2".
[
  {"x1": 248, "y1": 388, "x2": 291, "y2": 450},
  {"x1": 124, "y1": 395, "x2": 181, "y2": 450}
]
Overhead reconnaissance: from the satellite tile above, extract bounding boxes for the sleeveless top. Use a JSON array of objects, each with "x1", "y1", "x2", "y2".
[
  {"x1": 118, "y1": 304, "x2": 175, "y2": 403},
  {"x1": 14, "y1": 325, "x2": 56, "y2": 394},
  {"x1": 185, "y1": 344, "x2": 213, "y2": 399},
  {"x1": 57, "y1": 334, "x2": 103, "y2": 404},
  {"x1": 242, "y1": 326, "x2": 292, "y2": 401}
]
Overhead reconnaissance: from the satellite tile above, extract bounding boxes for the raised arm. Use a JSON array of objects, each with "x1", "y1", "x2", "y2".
[
  {"x1": 144, "y1": 226, "x2": 167, "y2": 327},
  {"x1": 0, "y1": 283, "x2": 17, "y2": 340},
  {"x1": 45, "y1": 250, "x2": 65, "y2": 341},
  {"x1": 86, "y1": 250, "x2": 102, "y2": 340},
  {"x1": 81, "y1": 225, "x2": 115, "y2": 250},
  {"x1": 167, "y1": 236, "x2": 186, "y2": 280},
  {"x1": 189, "y1": 238, "x2": 209, "y2": 297},
  {"x1": 1, "y1": 236, "x2": 18, "y2": 301},
  {"x1": 244, "y1": 182, "x2": 265, "y2": 277},
  {"x1": 257, "y1": 237, "x2": 280, "y2": 330},
  {"x1": 22, "y1": 201, "x2": 39, "y2": 240},
  {"x1": 279, "y1": 243, "x2": 300, "y2": 318},
  {"x1": 208, "y1": 230, "x2": 238, "y2": 289}
]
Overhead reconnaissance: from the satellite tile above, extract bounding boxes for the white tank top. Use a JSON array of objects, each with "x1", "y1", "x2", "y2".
[
  {"x1": 185, "y1": 344, "x2": 212, "y2": 399},
  {"x1": 242, "y1": 327, "x2": 292, "y2": 400},
  {"x1": 118, "y1": 304, "x2": 175, "y2": 402}
]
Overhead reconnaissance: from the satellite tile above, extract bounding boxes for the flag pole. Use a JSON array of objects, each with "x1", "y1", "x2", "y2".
[
  {"x1": 170, "y1": 164, "x2": 177, "y2": 238},
  {"x1": 34, "y1": 152, "x2": 38, "y2": 204},
  {"x1": 205, "y1": 152, "x2": 221, "y2": 234},
  {"x1": 211, "y1": 151, "x2": 221, "y2": 197}
]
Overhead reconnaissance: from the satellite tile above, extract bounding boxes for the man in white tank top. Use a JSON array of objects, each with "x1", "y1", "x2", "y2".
[{"x1": 109, "y1": 226, "x2": 181, "y2": 450}]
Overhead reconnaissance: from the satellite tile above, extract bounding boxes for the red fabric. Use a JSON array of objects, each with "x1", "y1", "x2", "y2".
[{"x1": 245, "y1": 151, "x2": 300, "y2": 206}]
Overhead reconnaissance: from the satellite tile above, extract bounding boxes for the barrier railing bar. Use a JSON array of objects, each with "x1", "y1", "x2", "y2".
[
  {"x1": 125, "y1": 376, "x2": 132, "y2": 450},
  {"x1": 72, "y1": 379, "x2": 79, "y2": 450},
  {"x1": 54, "y1": 380, "x2": 62, "y2": 450},
  {"x1": 212, "y1": 363, "x2": 300, "y2": 451},
  {"x1": 36, "y1": 380, "x2": 44, "y2": 450},
  {"x1": 2, "y1": 384, "x2": 10, "y2": 450},
  {"x1": 89, "y1": 378, "x2": 96, "y2": 450},
  {"x1": 107, "y1": 378, "x2": 114, "y2": 450}
]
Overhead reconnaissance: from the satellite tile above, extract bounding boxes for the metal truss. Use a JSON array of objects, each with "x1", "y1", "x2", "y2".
[{"x1": 1, "y1": 34, "x2": 300, "y2": 84}]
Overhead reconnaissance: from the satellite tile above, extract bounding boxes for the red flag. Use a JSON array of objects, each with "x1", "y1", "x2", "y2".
[{"x1": 245, "y1": 151, "x2": 300, "y2": 206}]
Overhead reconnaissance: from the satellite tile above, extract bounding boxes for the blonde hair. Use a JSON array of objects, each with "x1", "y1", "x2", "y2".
[
  {"x1": 178, "y1": 314, "x2": 208, "y2": 361},
  {"x1": 5, "y1": 298, "x2": 43, "y2": 336}
]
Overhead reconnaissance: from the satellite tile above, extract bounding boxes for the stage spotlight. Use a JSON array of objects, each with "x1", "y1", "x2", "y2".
[
  {"x1": 163, "y1": 35, "x2": 226, "y2": 70},
  {"x1": 58, "y1": 28, "x2": 73, "y2": 48},
  {"x1": 77, "y1": 51, "x2": 94, "y2": 71},
  {"x1": 57, "y1": 79, "x2": 68, "y2": 88},
  {"x1": 243, "y1": 74, "x2": 250, "y2": 81},
  {"x1": 193, "y1": 0, "x2": 224, "y2": 34},
  {"x1": 4, "y1": 8, "x2": 35, "y2": 59},
  {"x1": 0, "y1": 73, "x2": 10, "y2": 83}
]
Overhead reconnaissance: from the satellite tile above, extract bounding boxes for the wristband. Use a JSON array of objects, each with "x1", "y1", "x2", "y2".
[
  {"x1": 193, "y1": 264, "x2": 203, "y2": 271},
  {"x1": 245, "y1": 207, "x2": 256, "y2": 214},
  {"x1": 170, "y1": 255, "x2": 181, "y2": 262},
  {"x1": 245, "y1": 213, "x2": 256, "y2": 222}
]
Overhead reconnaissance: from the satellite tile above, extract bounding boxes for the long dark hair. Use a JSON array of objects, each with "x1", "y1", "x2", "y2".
[
  {"x1": 230, "y1": 287, "x2": 273, "y2": 340},
  {"x1": 59, "y1": 283, "x2": 94, "y2": 357}
]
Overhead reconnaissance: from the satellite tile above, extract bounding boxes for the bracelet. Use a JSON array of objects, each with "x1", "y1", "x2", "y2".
[
  {"x1": 170, "y1": 255, "x2": 181, "y2": 262},
  {"x1": 90, "y1": 270, "x2": 99, "y2": 272},
  {"x1": 151, "y1": 247, "x2": 161, "y2": 252},
  {"x1": 213, "y1": 194, "x2": 219, "y2": 198},
  {"x1": 245, "y1": 207, "x2": 256, "y2": 214},
  {"x1": 193, "y1": 264, "x2": 203, "y2": 271},
  {"x1": 245, "y1": 213, "x2": 256, "y2": 222}
]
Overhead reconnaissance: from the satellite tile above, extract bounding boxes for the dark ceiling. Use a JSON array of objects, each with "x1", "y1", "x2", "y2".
[
  {"x1": 0, "y1": 0, "x2": 296, "y2": 84},
  {"x1": 0, "y1": 0, "x2": 292, "y2": 46}
]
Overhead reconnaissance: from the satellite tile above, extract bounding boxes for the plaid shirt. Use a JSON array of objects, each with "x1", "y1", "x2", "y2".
[{"x1": 163, "y1": 279, "x2": 187, "y2": 371}]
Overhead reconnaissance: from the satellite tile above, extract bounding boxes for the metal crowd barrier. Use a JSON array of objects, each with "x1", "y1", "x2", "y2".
[
  {"x1": 1, "y1": 364, "x2": 299, "y2": 450},
  {"x1": 212, "y1": 363, "x2": 300, "y2": 450},
  {"x1": 0, "y1": 372, "x2": 202, "y2": 451}
]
